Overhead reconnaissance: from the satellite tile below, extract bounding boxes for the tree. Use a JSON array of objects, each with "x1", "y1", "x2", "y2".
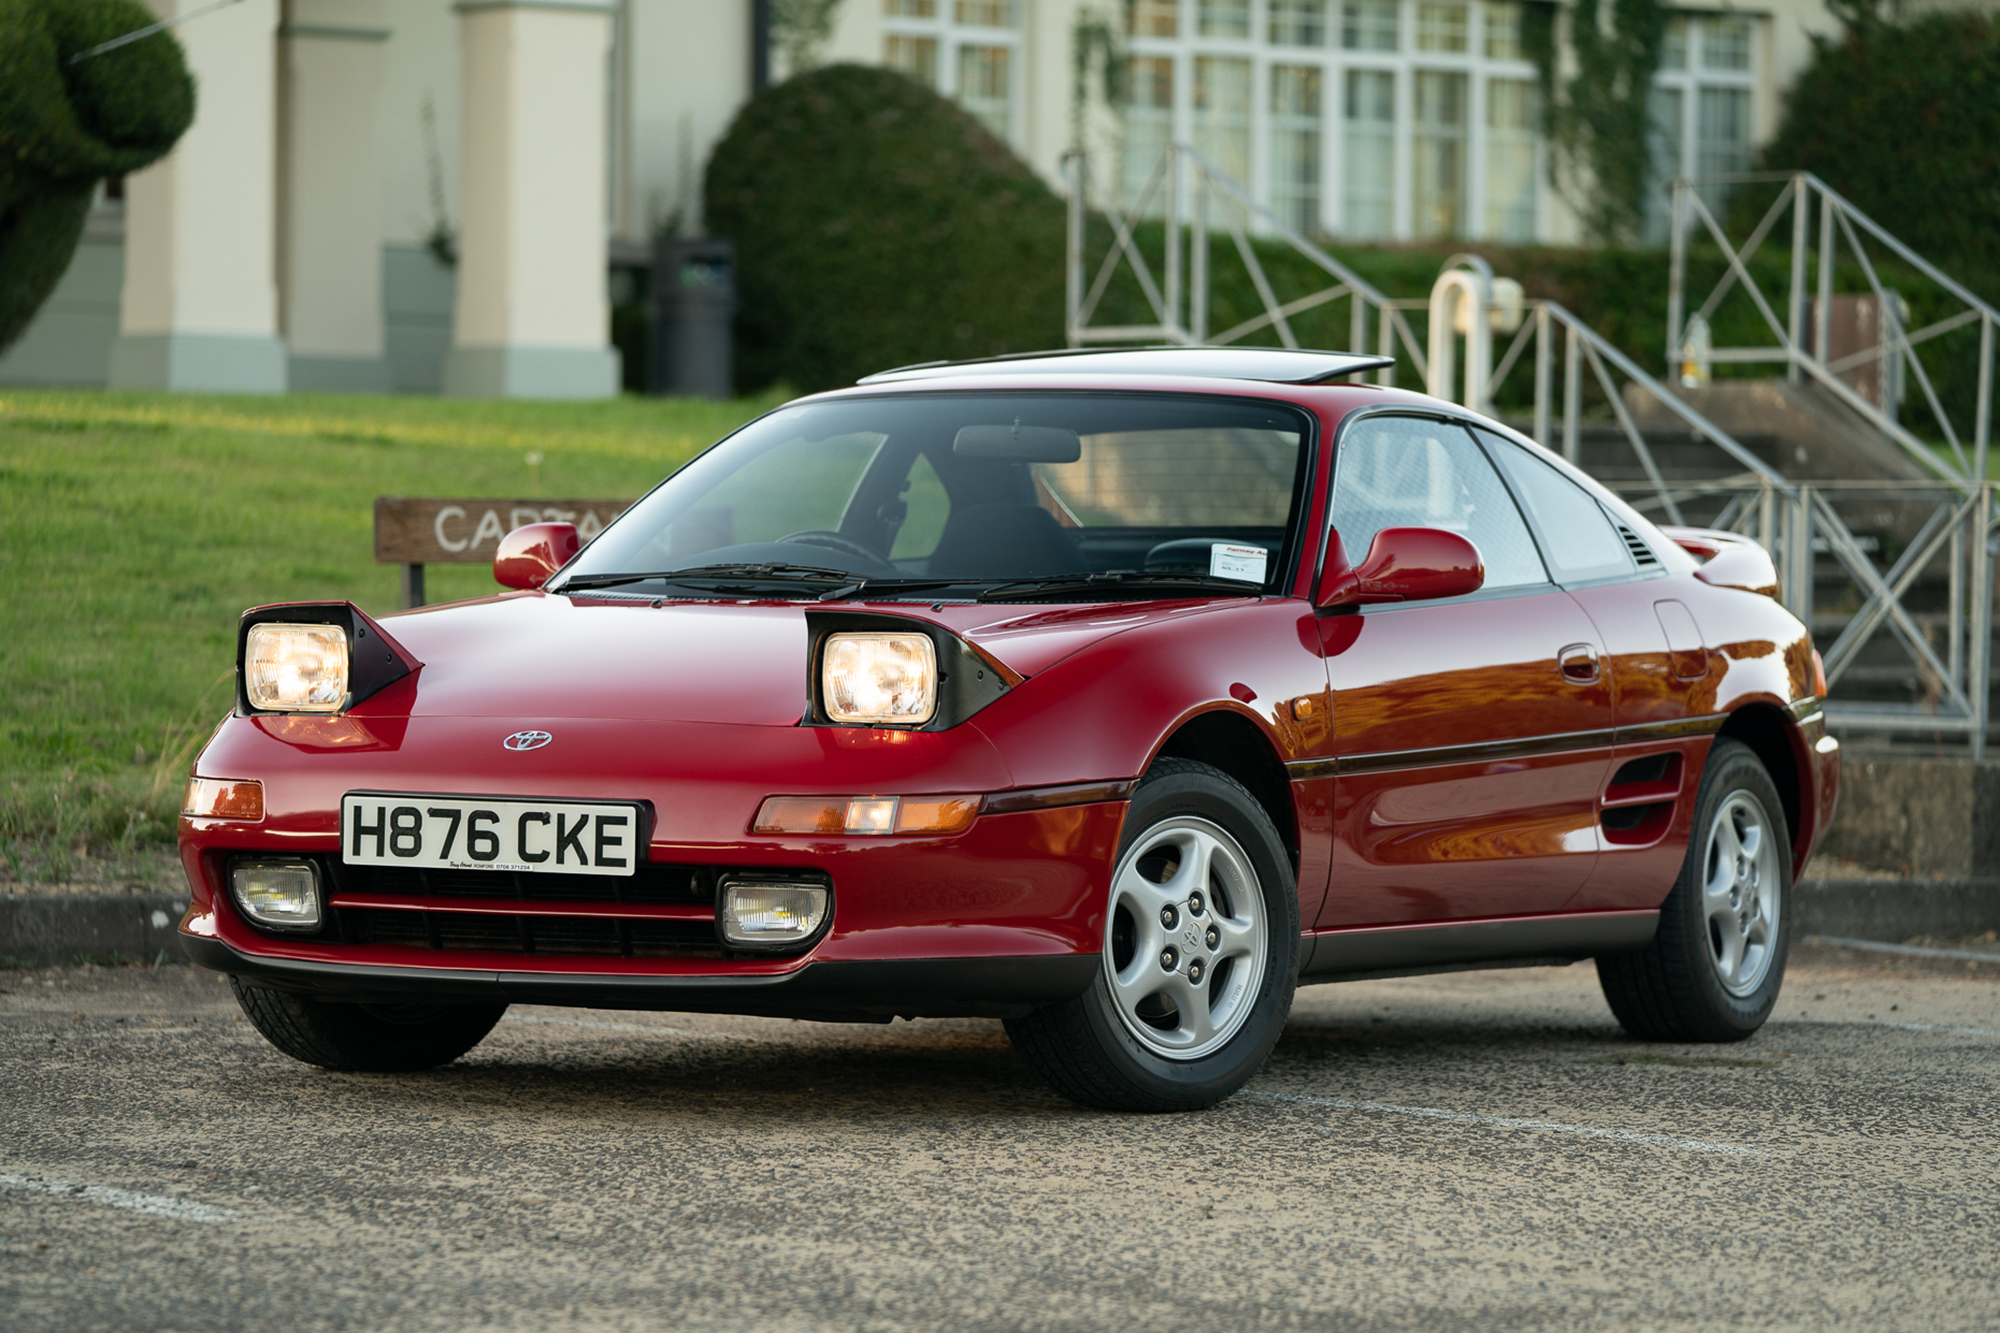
[{"x1": 0, "y1": 0, "x2": 194, "y2": 355}]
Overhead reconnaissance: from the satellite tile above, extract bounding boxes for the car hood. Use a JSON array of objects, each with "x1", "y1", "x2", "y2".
[{"x1": 371, "y1": 591, "x2": 1242, "y2": 723}]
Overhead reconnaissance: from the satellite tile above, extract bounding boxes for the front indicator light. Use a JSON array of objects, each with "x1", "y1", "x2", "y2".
[
  {"x1": 719, "y1": 880, "x2": 830, "y2": 950},
  {"x1": 752, "y1": 795, "x2": 979, "y2": 836},
  {"x1": 230, "y1": 859, "x2": 322, "y2": 932},
  {"x1": 183, "y1": 777, "x2": 265, "y2": 821},
  {"x1": 822, "y1": 632, "x2": 937, "y2": 725},
  {"x1": 245, "y1": 623, "x2": 350, "y2": 712}
]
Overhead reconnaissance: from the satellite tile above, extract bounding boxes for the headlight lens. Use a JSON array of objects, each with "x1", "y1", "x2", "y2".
[
  {"x1": 245, "y1": 623, "x2": 349, "y2": 712},
  {"x1": 822, "y1": 632, "x2": 936, "y2": 725},
  {"x1": 230, "y1": 859, "x2": 322, "y2": 932},
  {"x1": 182, "y1": 777, "x2": 264, "y2": 821},
  {"x1": 718, "y1": 880, "x2": 830, "y2": 950}
]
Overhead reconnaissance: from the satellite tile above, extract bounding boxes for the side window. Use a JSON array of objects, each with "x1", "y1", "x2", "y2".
[
  {"x1": 1331, "y1": 417, "x2": 1548, "y2": 589},
  {"x1": 1482, "y1": 432, "x2": 1635, "y2": 584},
  {"x1": 888, "y1": 453, "x2": 951, "y2": 559}
]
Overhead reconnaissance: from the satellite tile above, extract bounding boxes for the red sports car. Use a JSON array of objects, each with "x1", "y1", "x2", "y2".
[{"x1": 178, "y1": 347, "x2": 1839, "y2": 1112}]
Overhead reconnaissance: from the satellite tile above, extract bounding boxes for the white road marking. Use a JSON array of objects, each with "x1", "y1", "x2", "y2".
[
  {"x1": 0, "y1": 1173, "x2": 243, "y2": 1224},
  {"x1": 503, "y1": 1014, "x2": 766, "y2": 1042},
  {"x1": 1242, "y1": 1091, "x2": 1769, "y2": 1157},
  {"x1": 1805, "y1": 934, "x2": 2000, "y2": 965},
  {"x1": 1782, "y1": 1018, "x2": 2000, "y2": 1039}
]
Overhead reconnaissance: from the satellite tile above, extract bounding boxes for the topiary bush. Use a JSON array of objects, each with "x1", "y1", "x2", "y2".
[
  {"x1": 704, "y1": 63, "x2": 1066, "y2": 394},
  {"x1": 0, "y1": 0, "x2": 195, "y2": 354},
  {"x1": 1761, "y1": 11, "x2": 2000, "y2": 295}
]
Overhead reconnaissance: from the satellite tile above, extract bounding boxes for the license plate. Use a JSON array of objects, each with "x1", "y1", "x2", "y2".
[{"x1": 340, "y1": 793, "x2": 643, "y2": 876}]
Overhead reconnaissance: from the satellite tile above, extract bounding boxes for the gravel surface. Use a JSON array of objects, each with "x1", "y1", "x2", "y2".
[{"x1": 3, "y1": 945, "x2": 1996, "y2": 1332}]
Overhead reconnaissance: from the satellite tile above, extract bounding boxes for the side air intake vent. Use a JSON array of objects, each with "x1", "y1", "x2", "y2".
[{"x1": 1618, "y1": 524, "x2": 1661, "y2": 568}]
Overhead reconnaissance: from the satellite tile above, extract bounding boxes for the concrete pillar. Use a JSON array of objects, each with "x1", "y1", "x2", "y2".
[
  {"x1": 279, "y1": 0, "x2": 392, "y2": 393},
  {"x1": 111, "y1": 0, "x2": 288, "y2": 394},
  {"x1": 444, "y1": 0, "x2": 621, "y2": 399}
]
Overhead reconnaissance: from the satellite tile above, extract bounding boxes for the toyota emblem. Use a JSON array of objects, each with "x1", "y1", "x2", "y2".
[{"x1": 502, "y1": 730, "x2": 553, "y2": 752}]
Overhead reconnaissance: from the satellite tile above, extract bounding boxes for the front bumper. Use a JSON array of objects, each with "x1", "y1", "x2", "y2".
[{"x1": 182, "y1": 933, "x2": 1098, "y2": 1020}]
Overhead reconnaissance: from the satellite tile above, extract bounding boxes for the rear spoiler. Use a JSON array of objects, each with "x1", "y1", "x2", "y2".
[{"x1": 1657, "y1": 526, "x2": 1780, "y2": 600}]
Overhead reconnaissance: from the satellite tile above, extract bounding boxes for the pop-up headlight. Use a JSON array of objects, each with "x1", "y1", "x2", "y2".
[
  {"x1": 244, "y1": 623, "x2": 349, "y2": 712},
  {"x1": 822, "y1": 632, "x2": 937, "y2": 725}
]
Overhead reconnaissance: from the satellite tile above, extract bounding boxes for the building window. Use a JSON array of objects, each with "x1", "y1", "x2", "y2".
[
  {"x1": 1341, "y1": 0, "x2": 1399, "y2": 50},
  {"x1": 1194, "y1": 55, "x2": 1254, "y2": 182},
  {"x1": 1485, "y1": 77, "x2": 1536, "y2": 241},
  {"x1": 885, "y1": 34, "x2": 939, "y2": 86},
  {"x1": 958, "y1": 44, "x2": 1014, "y2": 138},
  {"x1": 1270, "y1": 0, "x2": 1329, "y2": 47},
  {"x1": 1415, "y1": 1, "x2": 1468, "y2": 53},
  {"x1": 1270, "y1": 63, "x2": 1324, "y2": 234},
  {"x1": 1413, "y1": 69, "x2": 1467, "y2": 238},
  {"x1": 1647, "y1": 13, "x2": 1757, "y2": 238},
  {"x1": 1122, "y1": 55, "x2": 1177, "y2": 212},
  {"x1": 1482, "y1": 1, "x2": 1522, "y2": 59},
  {"x1": 882, "y1": 0, "x2": 1023, "y2": 145},
  {"x1": 1198, "y1": 0, "x2": 1252, "y2": 40},
  {"x1": 1343, "y1": 68, "x2": 1396, "y2": 239},
  {"x1": 1130, "y1": 0, "x2": 1180, "y2": 37}
]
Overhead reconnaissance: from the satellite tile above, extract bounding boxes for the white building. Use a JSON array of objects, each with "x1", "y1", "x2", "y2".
[{"x1": 0, "y1": 0, "x2": 1886, "y2": 397}]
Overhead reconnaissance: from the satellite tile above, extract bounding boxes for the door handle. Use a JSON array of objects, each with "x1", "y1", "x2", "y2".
[{"x1": 1558, "y1": 643, "x2": 1600, "y2": 684}]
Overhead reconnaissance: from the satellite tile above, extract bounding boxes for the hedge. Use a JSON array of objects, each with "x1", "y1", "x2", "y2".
[
  {"x1": 704, "y1": 63, "x2": 1066, "y2": 394},
  {"x1": 0, "y1": 0, "x2": 194, "y2": 354}
]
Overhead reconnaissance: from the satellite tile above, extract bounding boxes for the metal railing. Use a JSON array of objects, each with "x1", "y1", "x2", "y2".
[
  {"x1": 1667, "y1": 172, "x2": 1998, "y2": 485},
  {"x1": 1062, "y1": 147, "x2": 2000, "y2": 754}
]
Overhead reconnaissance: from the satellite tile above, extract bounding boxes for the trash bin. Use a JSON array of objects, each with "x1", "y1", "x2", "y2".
[{"x1": 649, "y1": 238, "x2": 735, "y2": 399}]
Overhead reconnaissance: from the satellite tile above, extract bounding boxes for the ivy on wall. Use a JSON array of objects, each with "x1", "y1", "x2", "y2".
[{"x1": 1523, "y1": 0, "x2": 1668, "y2": 246}]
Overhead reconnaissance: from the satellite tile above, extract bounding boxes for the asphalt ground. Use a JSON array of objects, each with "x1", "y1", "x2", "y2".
[{"x1": 3, "y1": 944, "x2": 1995, "y2": 1333}]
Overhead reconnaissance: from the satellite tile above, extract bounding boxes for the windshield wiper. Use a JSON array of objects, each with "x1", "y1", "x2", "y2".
[
  {"x1": 815, "y1": 577, "x2": 967, "y2": 602},
  {"x1": 974, "y1": 572, "x2": 1263, "y2": 602},
  {"x1": 554, "y1": 563, "x2": 855, "y2": 593}
]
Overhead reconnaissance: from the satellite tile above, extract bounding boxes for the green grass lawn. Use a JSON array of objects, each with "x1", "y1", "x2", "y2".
[{"x1": 0, "y1": 388, "x2": 776, "y2": 883}]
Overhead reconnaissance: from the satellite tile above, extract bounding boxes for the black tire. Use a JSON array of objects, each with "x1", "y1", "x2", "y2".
[
  {"x1": 231, "y1": 978, "x2": 507, "y2": 1072},
  {"x1": 1596, "y1": 738, "x2": 1792, "y2": 1042},
  {"x1": 1005, "y1": 758, "x2": 1300, "y2": 1112}
]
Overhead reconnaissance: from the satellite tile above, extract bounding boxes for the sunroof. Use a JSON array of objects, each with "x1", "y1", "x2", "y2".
[{"x1": 859, "y1": 346, "x2": 1394, "y2": 386}]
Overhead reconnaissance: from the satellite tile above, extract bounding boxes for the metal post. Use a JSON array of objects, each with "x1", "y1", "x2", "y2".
[
  {"x1": 1815, "y1": 182, "x2": 1835, "y2": 371},
  {"x1": 1190, "y1": 172, "x2": 1209, "y2": 344},
  {"x1": 1533, "y1": 303, "x2": 1552, "y2": 451},
  {"x1": 1562, "y1": 323, "x2": 1581, "y2": 463},
  {"x1": 1788, "y1": 486, "x2": 1814, "y2": 627},
  {"x1": 1349, "y1": 285, "x2": 1366, "y2": 359},
  {"x1": 1757, "y1": 480, "x2": 1776, "y2": 556},
  {"x1": 1950, "y1": 521, "x2": 1965, "y2": 691},
  {"x1": 1977, "y1": 313, "x2": 1993, "y2": 482},
  {"x1": 1064, "y1": 152, "x2": 1084, "y2": 347},
  {"x1": 1666, "y1": 179, "x2": 1687, "y2": 379},
  {"x1": 1164, "y1": 145, "x2": 1182, "y2": 341},
  {"x1": 401, "y1": 563, "x2": 426, "y2": 610},
  {"x1": 1377, "y1": 298, "x2": 1396, "y2": 388},
  {"x1": 1788, "y1": 175, "x2": 1809, "y2": 383},
  {"x1": 1973, "y1": 484, "x2": 1993, "y2": 761}
]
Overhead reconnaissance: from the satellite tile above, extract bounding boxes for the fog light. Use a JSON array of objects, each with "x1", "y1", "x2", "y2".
[
  {"x1": 718, "y1": 880, "x2": 830, "y2": 950},
  {"x1": 230, "y1": 859, "x2": 322, "y2": 933}
]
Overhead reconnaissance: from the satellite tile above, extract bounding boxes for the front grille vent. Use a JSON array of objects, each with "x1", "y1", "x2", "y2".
[{"x1": 1617, "y1": 524, "x2": 1661, "y2": 568}]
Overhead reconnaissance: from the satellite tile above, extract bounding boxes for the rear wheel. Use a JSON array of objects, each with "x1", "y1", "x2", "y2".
[
  {"x1": 1005, "y1": 759, "x2": 1299, "y2": 1112},
  {"x1": 231, "y1": 978, "x2": 507, "y2": 1071},
  {"x1": 1596, "y1": 738, "x2": 1791, "y2": 1042}
]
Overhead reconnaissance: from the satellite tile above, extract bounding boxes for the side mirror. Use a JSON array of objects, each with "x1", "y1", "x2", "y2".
[
  {"x1": 1315, "y1": 526, "x2": 1484, "y2": 609},
  {"x1": 494, "y1": 522, "x2": 580, "y2": 590}
]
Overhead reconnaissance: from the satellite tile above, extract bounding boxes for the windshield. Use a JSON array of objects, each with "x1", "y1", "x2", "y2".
[{"x1": 560, "y1": 392, "x2": 1312, "y2": 600}]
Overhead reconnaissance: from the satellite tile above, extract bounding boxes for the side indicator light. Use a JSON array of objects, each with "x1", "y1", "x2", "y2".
[
  {"x1": 752, "y1": 794, "x2": 978, "y2": 836},
  {"x1": 183, "y1": 777, "x2": 266, "y2": 821}
]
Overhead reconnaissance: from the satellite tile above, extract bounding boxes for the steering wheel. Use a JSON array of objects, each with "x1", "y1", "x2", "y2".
[{"x1": 777, "y1": 530, "x2": 887, "y2": 564}]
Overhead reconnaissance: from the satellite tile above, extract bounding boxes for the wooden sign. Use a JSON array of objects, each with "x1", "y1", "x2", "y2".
[{"x1": 373, "y1": 497, "x2": 635, "y2": 565}]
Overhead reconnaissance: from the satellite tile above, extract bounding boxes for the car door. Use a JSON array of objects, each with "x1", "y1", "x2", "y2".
[
  {"x1": 1475, "y1": 431, "x2": 1709, "y2": 913},
  {"x1": 1317, "y1": 415, "x2": 1614, "y2": 927}
]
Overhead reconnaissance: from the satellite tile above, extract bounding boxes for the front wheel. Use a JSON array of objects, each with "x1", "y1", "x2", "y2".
[
  {"x1": 1596, "y1": 737, "x2": 1792, "y2": 1042},
  {"x1": 1005, "y1": 758, "x2": 1299, "y2": 1112},
  {"x1": 231, "y1": 978, "x2": 507, "y2": 1071}
]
